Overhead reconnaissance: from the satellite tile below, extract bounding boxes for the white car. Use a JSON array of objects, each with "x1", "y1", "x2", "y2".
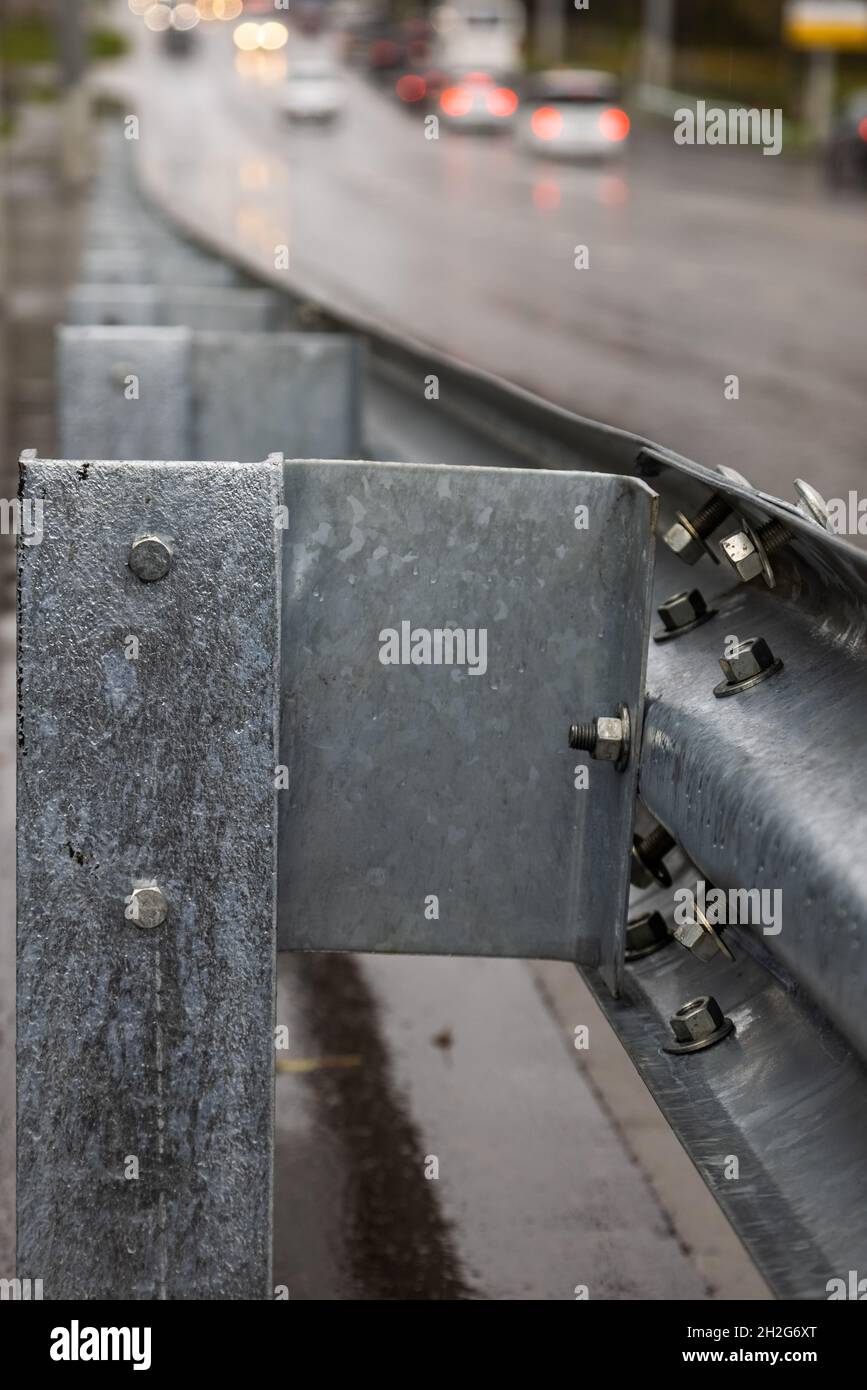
[
  {"x1": 438, "y1": 70, "x2": 519, "y2": 133},
  {"x1": 280, "y1": 61, "x2": 344, "y2": 121},
  {"x1": 517, "y1": 70, "x2": 630, "y2": 159}
]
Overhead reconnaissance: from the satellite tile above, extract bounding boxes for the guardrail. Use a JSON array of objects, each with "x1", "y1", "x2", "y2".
[{"x1": 15, "y1": 121, "x2": 867, "y2": 1302}]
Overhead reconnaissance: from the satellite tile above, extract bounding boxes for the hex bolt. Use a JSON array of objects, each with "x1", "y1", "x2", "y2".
[
  {"x1": 714, "y1": 636, "x2": 783, "y2": 698},
  {"x1": 568, "y1": 705, "x2": 631, "y2": 770},
  {"x1": 126, "y1": 884, "x2": 169, "y2": 930},
  {"x1": 663, "y1": 493, "x2": 733, "y2": 566},
  {"x1": 653, "y1": 588, "x2": 716, "y2": 642},
  {"x1": 664, "y1": 995, "x2": 735, "y2": 1054},
  {"x1": 719, "y1": 518, "x2": 792, "y2": 585},
  {"x1": 631, "y1": 823, "x2": 676, "y2": 888},
  {"x1": 754, "y1": 519, "x2": 792, "y2": 556},
  {"x1": 129, "y1": 534, "x2": 172, "y2": 583},
  {"x1": 625, "y1": 910, "x2": 671, "y2": 961},
  {"x1": 673, "y1": 910, "x2": 733, "y2": 963}
]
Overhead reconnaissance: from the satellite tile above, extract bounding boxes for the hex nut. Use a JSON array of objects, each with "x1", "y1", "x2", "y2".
[
  {"x1": 720, "y1": 530, "x2": 764, "y2": 582},
  {"x1": 663, "y1": 517, "x2": 705, "y2": 566},
  {"x1": 669, "y1": 996, "x2": 726, "y2": 1045},
  {"x1": 626, "y1": 911, "x2": 670, "y2": 958},
  {"x1": 593, "y1": 716, "x2": 624, "y2": 762},
  {"x1": 719, "y1": 637, "x2": 775, "y2": 685},
  {"x1": 658, "y1": 589, "x2": 708, "y2": 632},
  {"x1": 673, "y1": 917, "x2": 720, "y2": 962},
  {"x1": 129, "y1": 535, "x2": 172, "y2": 583},
  {"x1": 127, "y1": 885, "x2": 169, "y2": 930}
]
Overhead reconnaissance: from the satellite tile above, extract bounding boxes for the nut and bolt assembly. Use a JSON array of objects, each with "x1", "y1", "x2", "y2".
[
  {"x1": 631, "y1": 823, "x2": 677, "y2": 888},
  {"x1": 653, "y1": 588, "x2": 716, "y2": 643},
  {"x1": 673, "y1": 899, "x2": 734, "y2": 963},
  {"x1": 126, "y1": 883, "x2": 169, "y2": 930},
  {"x1": 719, "y1": 518, "x2": 791, "y2": 586},
  {"x1": 664, "y1": 995, "x2": 735, "y2": 1054},
  {"x1": 568, "y1": 704, "x2": 631, "y2": 771},
  {"x1": 129, "y1": 534, "x2": 173, "y2": 584},
  {"x1": 663, "y1": 493, "x2": 733, "y2": 566},
  {"x1": 714, "y1": 636, "x2": 783, "y2": 698},
  {"x1": 625, "y1": 910, "x2": 671, "y2": 961}
]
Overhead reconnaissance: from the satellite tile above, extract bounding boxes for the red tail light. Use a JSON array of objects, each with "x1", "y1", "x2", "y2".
[
  {"x1": 486, "y1": 87, "x2": 518, "y2": 118},
  {"x1": 440, "y1": 85, "x2": 474, "y2": 117},
  {"x1": 531, "y1": 106, "x2": 564, "y2": 141},
  {"x1": 396, "y1": 74, "x2": 426, "y2": 103},
  {"x1": 599, "y1": 107, "x2": 630, "y2": 141},
  {"x1": 859, "y1": 116, "x2": 867, "y2": 142}
]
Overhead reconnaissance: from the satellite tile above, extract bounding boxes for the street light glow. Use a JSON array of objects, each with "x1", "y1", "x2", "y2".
[{"x1": 143, "y1": 3, "x2": 173, "y2": 31}]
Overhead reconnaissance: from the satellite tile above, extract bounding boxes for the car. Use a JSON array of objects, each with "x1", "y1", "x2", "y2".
[
  {"x1": 517, "y1": 70, "x2": 630, "y2": 159},
  {"x1": 279, "y1": 61, "x2": 344, "y2": 122},
  {"x1": 825, "y1": 91, "x2": 867, "y2": 188},
  {"x1": 438, "y1": 70, "x2": 519, "y2": 133}
]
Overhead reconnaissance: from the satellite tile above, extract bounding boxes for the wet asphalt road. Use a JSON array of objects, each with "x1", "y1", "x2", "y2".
[{"x1": 116, "y1": 14, "x2": 865, "y2": 513}]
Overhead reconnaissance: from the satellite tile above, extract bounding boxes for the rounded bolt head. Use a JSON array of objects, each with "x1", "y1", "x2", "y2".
[
  {"x1": 658, "y1": 589, "x2": 708, "y2": 632},
  {"x1": 716, "y1": 464, "x2": 754, "y2": 490},
  {"x1": 720, "y1": 530, "x2": 764, "y2": 582},
  {"x1": 663, "y1": 515, "x2": 706, "y2": 566},
  {"x1": 669, "y1": 995, "x2": 727, "y2": 1045},
  {"x1": 794, "y1": 479, "x2": 830, "y2": 530},
  {"x1": 127, "y1": 885, "x2": 169, "y2": 930},
  {"x1": 719, "y1": 637, "x2": 775, "y2": 685},
  {"x1": 129, "y1": 535, "x2": 172, "y2": 583}
]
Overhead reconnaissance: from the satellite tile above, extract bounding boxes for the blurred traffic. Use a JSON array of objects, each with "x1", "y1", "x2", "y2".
[{"x1": 21, "y1": 0, "x2": 867, "y2": 516}]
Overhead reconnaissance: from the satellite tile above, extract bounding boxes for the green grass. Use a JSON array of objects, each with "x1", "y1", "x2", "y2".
[
  {"x1": 90, "y1": 28, "x2": 129, "y2": 60},
  {"x1": 0, "y1": 19, "x2": 128, "y2": 66},
  {"x1": 0, "y1": 18, "x2": 55, "y2": 65}
]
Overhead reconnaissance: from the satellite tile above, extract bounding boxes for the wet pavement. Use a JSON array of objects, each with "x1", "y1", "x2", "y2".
[{"x1": 107, "y1": 10, "x2": 867, "y2": 520}]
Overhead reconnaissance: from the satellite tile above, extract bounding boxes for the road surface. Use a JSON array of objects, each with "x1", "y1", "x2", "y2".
[{"x1": 109, "y1": 10, "x2": 866, "y2": 516}]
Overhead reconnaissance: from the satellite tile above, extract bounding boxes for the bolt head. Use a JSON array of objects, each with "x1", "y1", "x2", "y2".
[
  {"x1": 626, "y1": 911, "x2": 669, "y2": 954},
  {"x1": 794, "y1": 479, "x2": 830, "y2": 529},
  {"x1": 673, "y1": 917, "x2": 720, "y2": 962},
  {"x1": 657, "y1": 589, "x2": 707, "y2": 632},
  {"x1": 127, "y1": 885, "x2": 169, "y2": 930},
  {"x1": 669, "y1": 995, "x2": 726, "y2": 1045},
  {"x1": 593, "y1": 716, "x2": 624, "y2": 762},
  {"x1": 720, "y1": 530, "x2": 764, "y2": 582},
  {"x1": 663, "y1": 517, "x2": 705, "y2": 565},
  {"x1": 129, "y1": 535, "x2": 172, "y2": 583},
  {"x1": 719, "y1": 637, "x2": 775, "y2": 685}
]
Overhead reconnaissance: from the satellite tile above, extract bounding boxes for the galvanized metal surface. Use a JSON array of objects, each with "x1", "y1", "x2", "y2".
[
  {"x1": 193, "y1": 332, "x2": 363, "y2": 461},
  {"x1": 66, "y1": 283, "x2": 278, "y2": 332},
  {"x1": 58, "y1": 325, "x2": 191, "y2": 460},
  {"x1": 584, "y1": 904, "x2": 867, "y2": 1300},
  {"x1": 17, "y1": 456, "x2": 281, "y2": 1298},
  {"x1": 639, "y1": 542, "x2": 867, "y2": 1066},
  {"x1": 278, "y1": 459, "x2": 656, "y2": 992},
  {"x1": 58, "y1": 327, "x2": 363, "y2": 461},
  {"x1": 356, "y1": 369, "x2": 867, "y2": 1295}
]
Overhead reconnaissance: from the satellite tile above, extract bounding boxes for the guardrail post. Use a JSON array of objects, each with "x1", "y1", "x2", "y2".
[{"x1": 17, "y1": 454, "x2": 281, "y2": 1299}]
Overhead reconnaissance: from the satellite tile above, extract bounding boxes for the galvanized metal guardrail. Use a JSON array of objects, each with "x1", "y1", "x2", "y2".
[
  {"x1": 15, "y1": 120, "x2": 867, "y2": 1302},
  {"x1": 58, "y1": 326, "x2": 363, "y2": 461}
]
